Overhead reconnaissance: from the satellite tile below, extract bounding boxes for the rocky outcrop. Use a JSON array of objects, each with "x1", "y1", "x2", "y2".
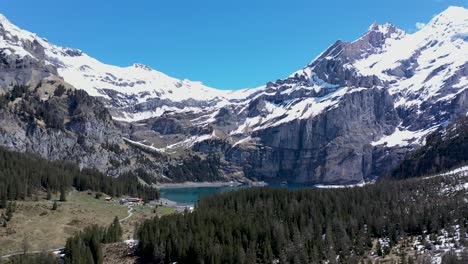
[{"x1": 0, "y1": 78, "x2": 127, "y2": 175}]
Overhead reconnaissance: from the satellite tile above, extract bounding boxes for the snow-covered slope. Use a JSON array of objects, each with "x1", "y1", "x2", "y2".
[
  {"x1": 438, "y1": 165, "x2": 468, "y2": 177},
  {"x1": 226, "y1": 7, "x2": 466, "y2": 146},
  {"x1": 0, "y1": 13, "x2": 257, "y2": 108},
  {"x1": 353, "y1": 6, "x2": 467, "y2": 107},
  {"x1": 1, "y1": 7, "x2": 465, "y2": 127}
]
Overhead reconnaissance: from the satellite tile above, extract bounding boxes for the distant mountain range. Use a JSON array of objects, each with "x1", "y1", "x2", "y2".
[{"x1": 0, "y1": 6, "x2": 466, "y2": 184}]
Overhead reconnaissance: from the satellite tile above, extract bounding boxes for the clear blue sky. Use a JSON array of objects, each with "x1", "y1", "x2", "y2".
[{"x1": 1, "y1": 0, "x2": 466, "y2": 89}]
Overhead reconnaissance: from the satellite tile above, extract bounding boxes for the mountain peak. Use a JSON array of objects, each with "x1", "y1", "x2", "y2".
[
  {"x1": 358, "y1": 22, "x2": 407, "y2": 50},
  {"x1": 368, "y1": 21, "x2": 379, "y2": 31},
  {"x1": 441, "y1": 5, "x2": 467, "y2": 15},
  {"x1": 0, "y1": 13, "x2": 39, "y2": 44},
  {"x1": 0, "y1": 13, "x2": 22, "y2": 32},
  {"x1": 367, "y1": 22, "x2": 404, "y2": 36},
  {"x1": 0, "y1": 13, "x2": 19, "y2": 34},
  {"x1": 428, "y1": 6, "x2": 467, "y2": 28},
  {"x1": 0, "y1": 13, "x2": 11, "y2": 25},
  {"x1": 132, "y1": 63, "x2": 153, "y2": 71}
]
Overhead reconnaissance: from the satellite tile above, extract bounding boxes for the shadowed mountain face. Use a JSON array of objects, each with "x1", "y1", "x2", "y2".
[
  {"x1": 390, "y1": 116, "x2": 468, "y2": 179},
  {"x1": 0, "y1": 7, "x2": 466, "y2": 184}
]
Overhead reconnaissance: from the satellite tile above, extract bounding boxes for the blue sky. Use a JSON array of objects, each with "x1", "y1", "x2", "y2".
[{"x1": 1, "y1": 0, "x2": 466, "y2": 89}]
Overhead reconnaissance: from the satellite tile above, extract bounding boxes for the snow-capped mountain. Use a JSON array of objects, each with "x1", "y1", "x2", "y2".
[
  {"x1": 0, "y1": 6, "x2": 466, "y2": 184},
  {"x1": 0, "y1": 12, "x2": 218, "y2": 101},
  {"x1": 0, "y1": 13, "x2": 260, "y2": 119}
]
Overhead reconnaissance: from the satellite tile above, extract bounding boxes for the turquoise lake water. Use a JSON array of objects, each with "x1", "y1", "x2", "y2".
[{"x1": 159, "y1": 184, "x2": 310, "y2": 205}]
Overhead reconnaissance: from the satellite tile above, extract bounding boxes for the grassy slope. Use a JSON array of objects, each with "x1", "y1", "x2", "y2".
[{"x1": 0, "y1": 192, "x2": 175, "y2": 256}]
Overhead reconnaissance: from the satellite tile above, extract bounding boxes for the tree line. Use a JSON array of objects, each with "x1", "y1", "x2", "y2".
[
  {"x1": 164, "y1": 154, "x2": 222, "y2": 182},
  {"x1": 0, "y1": 147, "x2": 159, "y2": 202},
  {"x1": 136, "y1": 176, "x2": 467, "y2": 263},
  {"x1": 64, "y1": 216, "x2": 123, "y2": 264}
]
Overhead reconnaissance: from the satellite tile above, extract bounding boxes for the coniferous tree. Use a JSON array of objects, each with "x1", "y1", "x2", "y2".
[
  {"x1": 132, "y1": 175, "x2": 467, "y2": 264},
  {"x1": 376, "y1": 241, "x2": 383, "y2": 257},
  {"x1": 46, "y1": 189, "x2": 52, "y2": 200},
  {"x1": 0, "y1": 196, "x2": 6, "y2": 209},
  {"x1": 0, "y1": 147, "x2": 159, "y2": 203},
  {"x1": 400, "y1": 251, "x2": 407, "y2": 264},
  {"x1": 459, "y1": 221, "x2": 466, "y2": 246},
  {"x1": 104, "y1": 216, "x2": 123, "y2": 243},
  {"x1": 89, "y1": 235, "x2": 103, "y2": 264},
  {"x1": 64, "y1": 218, "x2": 126, "y2": 264},
  {"x1": 22, "y1": 235, "x2": 31, "y2": 255},
  {"x1": 59, "y1": 187, "x2": 66, "y2": 202},
  {"x1": 4, "y1": 202, "x2": 14, "y2": 221}
]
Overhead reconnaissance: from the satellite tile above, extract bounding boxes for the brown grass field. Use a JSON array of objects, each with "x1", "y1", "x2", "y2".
[{"x1": 0, "y1": 191, "x2": 175, "y2": 256}]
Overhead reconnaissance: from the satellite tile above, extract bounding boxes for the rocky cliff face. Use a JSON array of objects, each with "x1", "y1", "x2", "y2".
[
  {"x1": 0, "y1": 79, "x2": 122, "y2": 175},
  {"x1": 0, "y1": 7, "x2": 466, "y2": 184},
  {"x1": 0, "y1": 27, "x2": 168, "y2": 178},
  {"x1": 194, "y1": 7, "x2": 467, "y2": 184},
  {"x1": 232, "y1": 88, "x2": 399, "y2": 184}
]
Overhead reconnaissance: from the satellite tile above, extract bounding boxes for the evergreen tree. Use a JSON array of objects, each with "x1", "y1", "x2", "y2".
[
  {"x1": 400, "y1": 251, "x2": 407, "y2": 264},
  {"x1": 22, "y1": 235, "x2": 31, "y2": 255},
  {"x1": 376, "y1": 242, "x2": 383, "y2": 257},
  {"x1": 64, "y1": 218, "x2": 125, "y2": 264},
  {"x1": 53, "y1": 84, "x2": 66, "y2": 97},
  {"x1": 114, "y1": 216, "x2": 123, "y2": 241},
  {"x1": 4, "y1": 202, "x2": 14, "y2": 221},
  {"x1": 52, "y1": 201, "x2": 58, "y2": 211},
  {"x1": 132, "y1": 175, "x2": 467, "y2": 264},
  {"x1": 0, "y1": 196, "x2": 6, "y2": 209},
  {"x1": 459, "y1": 221, "x2": 466, "y2": 246},
  {"x1": 89, "y1": 235, "x2": 103, "y2": 264},
  {"x1": 262, "y1": 240, "x2": 273, "y2": 263},
  {"x1": 59, "y1": 187, "x2": 66, "y2": 202},
  {"x1": 104, "y1": 216, "x2": 123, "y2": 243},
  {"x1": 46, "y1": 189, "x2": 52, "y2": 200},
  {"x1": 0, "y1": 147, "x2": 159, "y2": 203}
]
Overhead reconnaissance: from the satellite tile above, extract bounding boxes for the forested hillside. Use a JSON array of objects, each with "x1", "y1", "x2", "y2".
[
  {"x1": 0, "y1": 147, "x2": 159, "y2": 202},
  {"x1": 136, "y1": 175, "x2": 467, "y2": 263},
  {"x1": 391, "y1": 117, "x2": 468, "y2": 179},
  {"x1": 64, "y1": 217, "x2": 123, "y2": 264}
]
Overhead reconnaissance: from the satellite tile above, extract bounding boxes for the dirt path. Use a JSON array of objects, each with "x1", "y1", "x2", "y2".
[
  {"x1": 120, "y1": 206, "x2": 134, "y2": 222},
  {"x1": 0, "y1": 247, "x2": 64, "y2": 259}
]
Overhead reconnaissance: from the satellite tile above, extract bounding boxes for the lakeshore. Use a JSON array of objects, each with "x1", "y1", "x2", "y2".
[
  {"x1": 154, "y1": 181, "x2": 241, "y2": 189},
  {"x1": 154, "y1": 180, "x2": 267, "y2": 189},
  {"x1": 156, "y1": 180, "x2": 375, "y2": 205}
]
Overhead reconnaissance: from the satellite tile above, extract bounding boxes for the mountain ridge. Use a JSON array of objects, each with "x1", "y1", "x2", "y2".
[{"x1": 0, "y1": 6, "x2": 466, "y2": 184}]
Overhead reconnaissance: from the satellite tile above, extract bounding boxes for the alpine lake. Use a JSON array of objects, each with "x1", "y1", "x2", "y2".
[{"x1": 158, "y1": 183, "x2": 311, "y2": 205}]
